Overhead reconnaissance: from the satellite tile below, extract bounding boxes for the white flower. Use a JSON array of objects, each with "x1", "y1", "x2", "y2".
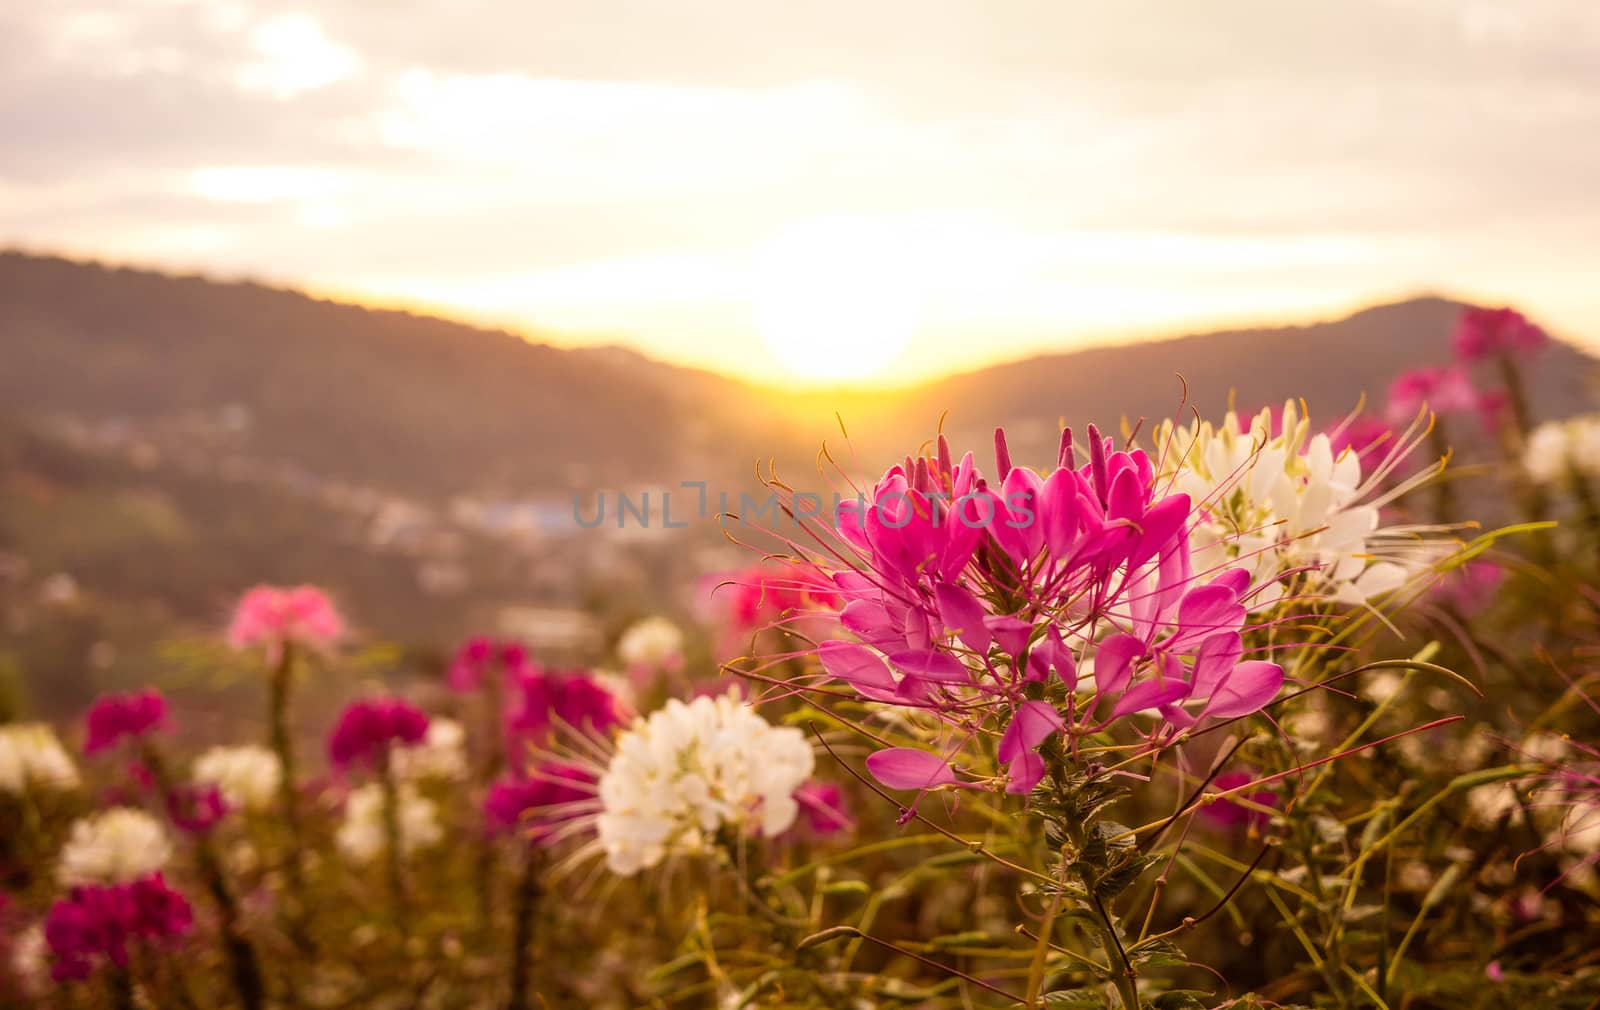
[
  {"x1": 1560, "y1": 802, "x2": 1600, "y2": 857},
  {"x1": 10, "y1": 924, "x2": 50, "y2": 996},
  {"x1": 1524, "y1": 415, "x2": 1600, "y2": 484},
  {"x1": 58, "y1": 808, "x2": 172, "y2": 886},
  {"x1": 192, "y1": 744, "x2": 282, "y2": 811},
  {"x1": 0, "y1": 723, "x2": 80, "y2": 795},
  {"x1": 616, "y1": 616, "x2": 684, "y2": 670},
  {"x1": 335, "y1": 783, "x2": 443, "y2": 864},
  {"x1": 390, "y1": 718, "x2": 468, "y2": 782},
  {"x1": 1153, "y1": 402, "x2": 1439, "y2": 610},
  {"x1": 596, "y1": 692, "x2": 814, "y2": 876}
]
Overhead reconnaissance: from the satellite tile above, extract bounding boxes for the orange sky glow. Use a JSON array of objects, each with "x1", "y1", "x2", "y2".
[{"x1": 3, "y1": 2, "x2": 1598, "y2": 385}]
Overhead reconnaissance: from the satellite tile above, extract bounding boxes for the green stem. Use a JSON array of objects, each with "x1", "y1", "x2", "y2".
[
  {"x1": 379, "y1": 751, "x2": 409, "y2": 919},
  {"x1": 505, "y1": 849, "x2": 544, "y2": 1010},
  {"x1": 267, "y1": 643, "x2": 314, "y2": 952}
]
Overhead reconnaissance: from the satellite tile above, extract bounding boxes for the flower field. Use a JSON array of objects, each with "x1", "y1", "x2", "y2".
[{"x1": 3, "y1": 307, "x2": 1599, "y2": 1009}]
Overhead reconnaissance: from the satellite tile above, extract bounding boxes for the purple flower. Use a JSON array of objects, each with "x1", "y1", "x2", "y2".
[
  {"x1": 84, "y1": 690, "x2": 168, "y2": 755},
  {"x1": 327, "y1": 698, "x2": 429, "y2": 769}
]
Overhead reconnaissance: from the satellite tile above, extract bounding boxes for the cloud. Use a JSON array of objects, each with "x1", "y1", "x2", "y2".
[{"x1": 1, "y1": 0, "x2": 1598, "y2": 378}]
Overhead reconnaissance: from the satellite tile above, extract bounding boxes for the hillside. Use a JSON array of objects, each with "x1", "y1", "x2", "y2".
[
  {"x1": 0, "y1": 252, "x2": 791, "y2": 500},
  {"x1": 773, "y1": 298, "x2": 1599, "y2": 464}
]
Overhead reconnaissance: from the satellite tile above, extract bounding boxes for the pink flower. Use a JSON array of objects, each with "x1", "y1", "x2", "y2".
[
  {"x1": 327, "y1": 698, "x2": 429, "y2": 769},
  {"x1": 483, "y1": 763, "x2": 594, "y2": 842},
  {"x1": 1198, "y1": 770, "x2": 1278, "y2": 831},
  {"x1": 227, "y1": 585, "x2": 344, "y2": 658},
  {"x1": 44, "y1": 874, "x2": 192, "y2": 982},
  {"x1": 1454, "y1": 306, "x2": 1547, "y2": 362},
  {"x1": 1328, "y1": 415, "x2": 1394, "y2": 474},
  {"x1": 165, "y1": 784, "x2": 230, "y2": 834},
  {"x1": 1386, "y1": 366, "x2": 1480, "y2": 423},
  {"x1": 1485, "y1": 961, "x2": 1505, "y2": 983},
  {"x1": 506, "y1": 669, "x2": 624, "y2": 749},
  {"x1": 84, "y1": 690, "x2": 168, "y2": 755},
  {"x1": 792, "y1": 425, "x2": 1284, "y2": 794},
  {"x1": 447, "y1": 636, "x2": 533, "y2": 693},
  {"x1": 794, "y1": 781, "x2": 853, "y2": 836},
  {"x1": 1428, "y1": 561, "x2": 1506, "y2": 617}
]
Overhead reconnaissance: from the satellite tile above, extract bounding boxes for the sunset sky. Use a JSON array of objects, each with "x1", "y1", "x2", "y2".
[{"x1": 3, "y1": 1, "x2": 1598, "y2": 384}]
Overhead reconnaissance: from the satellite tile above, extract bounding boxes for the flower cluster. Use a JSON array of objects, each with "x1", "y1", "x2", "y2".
[
  {"x1": 0, "y1": 723, "x2": 80, "y2": 794},
  {"x1": 1154, "y1": 400, "x2": 1437, "y2": 607},
  {"x1": 57, "y1": 808, "x2": 173, "y2": 887},
  {"x1": 191, "y1": 744, "x2": 282, "y2": 811},
  {"x1": 83, "y1": 689, "x2": 168, "y2": 755},
  {"x1": 447, "y1": 635, "x2": 533, "y2": 692},
  {"x1": 335, "y1": 783, "x2": 443, "y2": 864},
  {"x1": 327, "y1": 697, "x2": 429, "y2": 769},
  {"x1": 596, "y1": 692, "x2": 814, "y2": 875},
  {"x1": 390, "y1": 718, "x2": 469, "y2": 781},
  {"x1": 788, "y1": 424, "x2": 1289, "y2": 791},
  {"x1": 226, "y1": 584, "x2": 344, "y2": 657},
  {"x1": 616, "y1": 616, "x2": 685, "y2": 676},
  {"x1": 1524, "y1": 414, "x2": 1600, "y2": 484},
  {"x1": 484, "y1": 763, "x2": 595, "y2": 842},
  {"x1": 507, "y1": 668, "x2": 625, "y2": 747},
  {"x1": 1454, "y1": 306, "x2": 1548, "y2": 362},
  {"x1": 43, "y1": 875, "x2": 192, "y2": 982}
]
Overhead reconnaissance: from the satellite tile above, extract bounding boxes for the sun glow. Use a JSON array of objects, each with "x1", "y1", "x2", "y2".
[{"x1": 751, "y1": 217, "x2": 925, "y2": 384}]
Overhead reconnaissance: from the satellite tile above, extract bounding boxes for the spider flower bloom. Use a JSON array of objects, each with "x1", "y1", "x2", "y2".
[
  {"x1": 327, "y1": 698, "x2": 429, "y2": 770},
  {"x1": 596, "y1": 692, "x2": 815, "y2": 876},
  {"x1": 226, "y1": 584, "x2": 344, "y2": 658},
  {"x1": 506, "y1": 668, "x2": 624, "y2": 748},
  {"x1": 789, "y1": 424, "x2": 1285, "y2": 793},
  {"x1": 1385, "y1": 366, "x2": 1480, "y2": 423},
  {"x1": 191, "y1": 745, "x2": 282, "y2": 812},
  {"x1": 58, "y1": 808, "x2": 173, "y2": 887},
  {"x1": 0, "y1": 723, "x2": 80, "y2": 794},
  {"x1": 390, "y1": 718, "x2": 469, "y2": 782},
  {"x1": 83, "y1": 690, "x2": 168, "y2": 756},
  {"x1": 334, "y1": 782, "x2": 443, "y2": 864},
  {"x1": 1524, "y1": 414, "x2": 1600, "y2": 484},
  {"x1": 165, "y1": 783, "x2": 229, "y2": 834},
  {"x1": 44, "y1": 875, "x2": 192, "y2": 982},
  {"x1": 615, "y1": 616, "x2": 685, "y2": 676},
  {"x1": 483, "y1": 762, "x2": 596, "y2": 841},
  {"x1": 1454, "y1": 306, "x2": 1548, "y2": 362},
  {"x1": 1156, "y1": 401, "x2": 1440, "y2": 608}
]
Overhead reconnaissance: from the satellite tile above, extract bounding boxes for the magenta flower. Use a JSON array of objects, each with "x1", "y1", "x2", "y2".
[
  {"x1": 1327, "y1": 415, "x2": 1394, "y2": 475},
  {"x1": 1428, "y1": 561, "x2": 1506, "y2": 617},
  {"x1": 84, "y1": 690, "x2": 168, "y2": 755},
  {"x1": 165, "y1": 783, "x2": 230, "y2": 834},
  {"x1": 44, "y1": 874, "x2": 192, "y2": 982},
  {"x1": 483, "y1": 763, "x2": 594, "y2": 841},
  {"x1": 794, "y1": 781, "x2": 854, "y2": 836},
  {"x1": 227, "y1": 584, "x2": 345, "y2": 658},
  {"x1": 1386, "y1": 366, "x2": 1480, "y2": 423},
  {"x1": 506, "y1": 668, "x2": 624, "y2": 748},
  {"x1": 447, "y1": 636, "x2": 533, "y2": 692},
  {"x1": 790, "y1": 425, "x2": 1285, "y2": 794},
  {"x1": 1454, "y1": 306, "x2": 1547, "y2": 362},
  {"x1": 1198, "y1": 770, "x2": 1278, "y2": 831},
  {"x1": 327, "y1": 698, "x2": 429, "y2": 770}
]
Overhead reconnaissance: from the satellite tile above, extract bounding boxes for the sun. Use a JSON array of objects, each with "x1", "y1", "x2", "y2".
[{"x1": 751, "y1": 217, "x2": 925, "y2": 384}]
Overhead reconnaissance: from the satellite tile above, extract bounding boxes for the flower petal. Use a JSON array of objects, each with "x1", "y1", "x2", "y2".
[{"x1": 865, "y1": 748, "x2": 958, "y2": 790}]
